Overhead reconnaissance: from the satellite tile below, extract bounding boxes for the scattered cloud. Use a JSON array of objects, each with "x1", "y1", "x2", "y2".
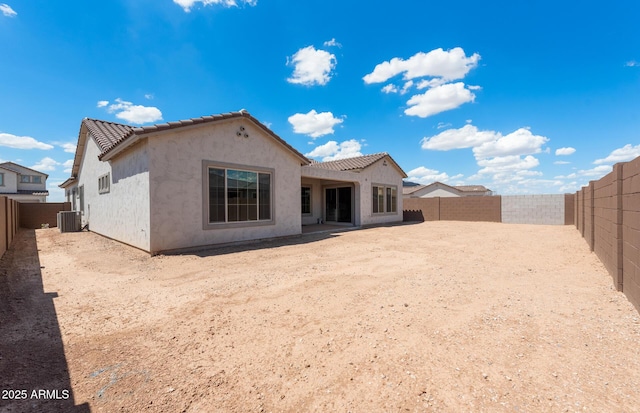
[
  {"x1": 144, "y1": 93, "x2": 154, "y2": 100},
  {"x1": 472, "y1": 128, "x2": 549, "y2": 160},
  {"x1": 287, "y1": 46, "x2": 337, "y2": 86},
  {"x1": 406, "y1": 166, "x2": 463, "y2": 184},
  {"x1": 99, "y1": 98, "x2": 163, "y2": 124},
  {"x1": 555, "y1": 147, "x2": 576, "y2": 156},
  {"x1": 593, "y1": 143, "x2": 640, "y2": 165},
  {"x1": 405, "y1": 82, "x2": 475, "y2": 118},
  {"x1": 288, "y1": 110, "x2": 344, "y2": 138},
  {"x1": 555, "y1": 165, "x2": 613, "y2": 180},
  {"x1": 364, "y1": 48, "x2": 481, "y2": 118},
  {"x1": 305, "y1": 139, "x2": 362, "y2": 161},
  {"x1": 323, "y1": 38, "x2": 341, "y2": 48},
  {"x1": 173, "y1": 0, "x2": 257, "y2": 12},
  {"x1": 31, "y1": 157, "x2": 60, "y2": 172},
  {"x1": 0, "y1": 3, "x2": 16, "y2": 17},
  {"x1": 0, "y1": 132, "x2": 54, "y2": 150},
  {"x1": 554, "y1": 161, "x2": 571, "y2": 165},
  {"x1": 421, "y1": 124, "x2": 499, "y2": 151},
  {"x1": 363, "y1": 47, "x2": 480, "y2": 84},
  {"x1": 63, "y1": 159, "x2": 74, "y2": 173},
  {"x1": 625, "y1": 60, "x2": 640, "y2": 67},
  {"x1": 59, "y1": 143, "x2": 77, "y2": 153}
]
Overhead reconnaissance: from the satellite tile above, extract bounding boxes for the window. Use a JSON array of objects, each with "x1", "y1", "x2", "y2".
[
  {"x1": 372, "y1": 184, "x2": 398, "y2": 214},
  {"x1": 98, "y1": 173, "x2": 110, "y2": 194},
  {"x1": 206, "y1": 165, "x2": 272, "y2": 224},
  {"x1": 20, "y1": 175, "x2": 30, "y2": 183},
  {"x1": 301, "y1": 186, "x2": 311, "y2": 214},
  {"x1": 0, "y1": 173, "x2": 4, "y2": 186},
  {"x1": 32, "y1": 176, "x2": 42, "y2": 184}
]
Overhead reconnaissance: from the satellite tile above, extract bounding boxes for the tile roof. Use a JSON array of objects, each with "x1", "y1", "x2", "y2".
[
  {"x1": 455, "y1": 185, "x2": 490, "y2": 192},
  {"x1": 307, "y1": 153, "x2": 408, "y2": 175},
  {"x1": 0, "y1": 161, "x2": 49, "y2": 177},
  {"x1": 85, "y1": 110, "x2": 309, "y2": 163}
]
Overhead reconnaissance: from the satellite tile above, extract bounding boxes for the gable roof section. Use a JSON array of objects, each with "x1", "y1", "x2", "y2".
[
  {"x1": 0, "y1": 161, "x2": 49, "y2": 177},
  {"x1": 88, "y1": 110, "x2": 309, "y2": 164},
  {"x1": 404, "y1": 181, "x2": 462, "y2": 196},
  {"x1": 456, "y1": 185, "x2": 490, "y2": 193},
  {"x1": 63, "y1": 110, "x2": 311, "y2": 185},
  {"x1": 308, "y1": 153, "x2": 407, "y2": 177}
]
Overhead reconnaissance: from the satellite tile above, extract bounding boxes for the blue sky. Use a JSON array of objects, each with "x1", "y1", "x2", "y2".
[{"x1": 1, "y1": 0, "x2": 639, "y2": 201}]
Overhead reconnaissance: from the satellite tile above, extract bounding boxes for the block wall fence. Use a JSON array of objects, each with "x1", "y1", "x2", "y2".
[
  {"x1": 575, "y1": 156, "x2": 640, "y2": 313},
  {"x1": 0, "y1": 200, "x2": 70, "y2": 260},
  {"x1": 403, "y1": 194, "x2": 574, "y2": 225},
  {"x1": 0, "y1": 196, "x2": 20, "y2": 260}
]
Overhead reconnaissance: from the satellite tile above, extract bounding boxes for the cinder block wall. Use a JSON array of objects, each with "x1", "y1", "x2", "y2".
[
  {"x1": 1, "y1": 196, "x2": 20, "y2": 260},
  {"x1": 19, "y1": 202, "x2": 71, "y2": 229},
  {"x1": 565, "y1": 193, "x2": 575, "y2": 225},
  {"x1": 575, "y1": 156, "x2": 640, "y2": 314},
  {"x1": 403, "y1": 196, "x2": 500, "y2": 222},
  {"x1": 440, "y1": 196, "x2": 501, "y2": 222},
  {"x1": 501, "y1": 194, "x2": 565, "y2": 225},
  {"x1": 403, "y1": 198, "x2": 440, "y2": 221}
]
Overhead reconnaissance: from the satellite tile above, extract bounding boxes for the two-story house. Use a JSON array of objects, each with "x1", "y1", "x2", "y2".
[{"x1": 0, "y1": 162, "x2": 49, "y2": 203}]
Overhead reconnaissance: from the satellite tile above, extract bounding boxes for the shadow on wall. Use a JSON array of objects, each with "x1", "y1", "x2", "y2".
[{"x1": 0, "y1": 229, "x2": 90, "y2": 413}]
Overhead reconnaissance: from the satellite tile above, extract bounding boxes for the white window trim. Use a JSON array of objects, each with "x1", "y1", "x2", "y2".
[
  {"x1": 301, "y1": 186, "x2": 312, "y2": 215},
  {"x1": 98, "y1": 173, "x2": 110, "y2": 194}
]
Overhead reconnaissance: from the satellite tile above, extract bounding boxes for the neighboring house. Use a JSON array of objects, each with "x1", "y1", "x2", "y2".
[
  {"x1": 0, "y1": 162, "x2": 49, "y2": 203},
  {"x1": 403, "y1": 181, "x2": 492, "y2": 198},
  {"x1": 60, "y1": 110, "x2": 406, "y2": 254}
]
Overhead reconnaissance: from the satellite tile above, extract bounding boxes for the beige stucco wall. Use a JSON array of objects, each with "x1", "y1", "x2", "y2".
[
  {"x1": 301, "y1": 157, "x2": 404, "y2": 227},
  {"x1": 147, "y1": 118, "x2": 303, "y2": 253},
  {"x1": 77, "y1": 136, "x2": 151, "y2": 251},
  {"x1": 0, "y1": 170, "x2": 18, "y2": 193},
  {"x1": 357, "y1": 158, "x2": 404, "y2": 226}
]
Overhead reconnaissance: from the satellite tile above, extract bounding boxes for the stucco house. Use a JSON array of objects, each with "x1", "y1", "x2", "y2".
[
  {"x1": 403, "y1": 181, "x2": 492, "y2": 198},
  {"x1": 60, "y1": 110, "x2": 406, "y2": 254},
  {"x1": 0, "y1": 162, "x2": 49, "y2": 203}
]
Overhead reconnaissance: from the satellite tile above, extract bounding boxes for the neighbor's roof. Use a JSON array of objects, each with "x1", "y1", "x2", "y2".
[
  {"x1": 0, "y1": 161, "x2": 49, "y2": 177},
  {"x1": 308, "y1": 153, "x2": 407, "y2": 177},
  {"x1": 0, "y1": 189, "x2": 50, "y2": 196},
  {"x1": 455, "y1": 185, "x2": 491, "y2": 193}
]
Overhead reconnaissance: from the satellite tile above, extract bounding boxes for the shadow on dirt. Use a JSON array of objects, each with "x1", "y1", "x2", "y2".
[{"x1": 0, "y1": 229, "x2": 90, "y2": 413}]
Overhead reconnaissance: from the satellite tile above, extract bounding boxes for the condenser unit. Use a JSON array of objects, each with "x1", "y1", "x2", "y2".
[{"x1": 57, "y1": 211, "x2": 81, "y2": 233}]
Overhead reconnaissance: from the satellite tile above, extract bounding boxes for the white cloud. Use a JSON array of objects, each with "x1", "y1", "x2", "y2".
[
  {"x1": 63, "y1": 159, "x2": 74, "y2": 173},
  {"x1": 405, "y1": 82, "x2": 475, "y2": 118},
  {"x1": 406, "y1": 166, "x2": 463, "y2": 184},
  {"x1": 476, "y1": 155, "x2": 540, "y2": 175},
  {"x1": 287, "y1": 46, "x2": 336, "y2": 86},
  {"x1": 593, "y1": 144, "x2": 640, "y2": 164},
  {"x1": 102, "y1": 98, "x2": 163, "y2": 124},
  {"x1": 554, "y1": 161, "x2": 571, "y2": 165},
  {"x1": 173, "y1": 0, "x2": 257, "y2": 12},
  {"x1": 0, "y1": 3, "x2": 16, "y2": 17},
  {"x1": 60, "y1": 143, "x2": 77, "y2": 153},
  {"x1": 144, "y1": 94, "x2": 154, "y2": 100},
  {"x1": 625, "y1": 60, "x2": 640, "y2": 67},
  {"x1": 381, "y1": 84, "x2": 398, "y2": 94},
  {"x1": 0, "y1": 133, "x2": 54, "y2": 150},
  {"x1": 363, "y1": 47, "x2": 480, "y2": 84},
  {"x1": 555, "y1": 147, "x2": 576, "y2": 156},
  {"x1": 323, "y1": 38, "x2": 341, "y2": 48},
  {"x1": 305, "y1": 139, "x2": 362, "y2": 161},
  {"x1": 472, "y1": 127, "x2": 548, "y2": 159},
  {"x1": 421, "y1": 124, "x2": 497, "y2": 151},
  {"x1": 288, "y1": 110, "x2": 344, "y2": 138},
  {"x1": 97, "y1": 100, "x2": 109, "y2": 108},
  {"x1": 555, "y1": 165, "x2": 613, "y2": 180},
  {"x1": 31, "y1": 157, "x2": 60, "y2": 172}
]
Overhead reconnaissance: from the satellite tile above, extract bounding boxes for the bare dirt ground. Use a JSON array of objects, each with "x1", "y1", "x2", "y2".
[{"x1": 2, "y1": 221, "x2": 640, "y2": 413}]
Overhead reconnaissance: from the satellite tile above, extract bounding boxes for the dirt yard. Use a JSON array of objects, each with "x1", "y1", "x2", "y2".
[{"x1": 1, "y1": 221, "x2": 640, "y2": 412}]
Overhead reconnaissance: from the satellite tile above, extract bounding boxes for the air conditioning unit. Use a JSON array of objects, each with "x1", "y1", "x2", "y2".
[{"x1": 57, "y1": 211, "x2": 81, "y2": 233}]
